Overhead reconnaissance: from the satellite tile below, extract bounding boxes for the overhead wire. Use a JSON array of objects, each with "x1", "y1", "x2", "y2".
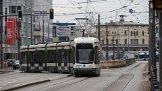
[{"x1": 53, "y1": 0, "x2": 148, "y2": 23}]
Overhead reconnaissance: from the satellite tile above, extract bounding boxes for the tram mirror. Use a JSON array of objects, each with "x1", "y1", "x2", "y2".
[{"x1": 94, "y1": 46, "x2": 98, "y2": 53}]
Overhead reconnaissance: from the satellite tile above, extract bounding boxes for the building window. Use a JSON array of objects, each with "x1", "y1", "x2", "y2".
[
  {"x1": 111, "y1": 39, "x2": 114, "y2": 44},
  {"x1": 142, "y1": 31, "x2": 144, "y2": 36},
  {"x1": 131, "y1": 39, "x2": 133, "y2": 44},
  {"x1": 133, "y1": 31, "x2": 135, "y2": 36},
  {"x1": 142, "y1": 39, "x2": 145, "y2": 44},
  {"x1": 136, "y1": 39, "x2": 138, "y2": 44},
  {"x1": 9, "y1": 6, "x2": 21, "y2": 14},
  {"x1": 101, "y1": 40, "x2": 104, "y2": 45},
  {"x1": 136, "y1": 31, "x2": 138, "y2": 36},
  {"x1": 116, "y1": 39, "x2": 118, "y2": 44},
  {"x1": 125, "y1": 31, "x2": 127, "y2": 36},
  {"x1": 131, "y1": 31, "x2": 133, "y2": 36},
  {"x1": 125, "y1": 39, "x2": 127, "y2": 44}
]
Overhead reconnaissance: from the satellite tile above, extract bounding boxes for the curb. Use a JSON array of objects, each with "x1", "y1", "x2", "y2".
[
  {"x1": 1, "y1": 79, "x2": 50, "y2": 91},
  {"x1": 1, "y1": 74, "x2": 72, "y2": 91}
]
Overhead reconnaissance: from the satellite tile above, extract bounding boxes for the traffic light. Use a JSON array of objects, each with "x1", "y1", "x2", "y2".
[
  {"x1": 156, "y1": 41, "x2": 159, "y2": 50},
  {"x1": 18, "y1": 10, "x2": 22, "y2": 20},
  {"x1": 153, "y1": 0, "x2": 162, "y2": 10},
  {"x1": 49, "y1": 8, "x2": 54, "y2": 19}
]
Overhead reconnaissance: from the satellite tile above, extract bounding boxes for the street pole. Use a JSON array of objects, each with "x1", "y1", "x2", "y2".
[
  {"x1": 82, "y1": 29, "x2": 85, "y2": 37},
  {"x1": 4, "y1": 8, "x2": 7, "y2": 62},
  {"x1": 127, "y1": 26, "x2": 129, "y2": 52},
  {"x1": 30, "y1": 1, "x2": 33, "y2": 45},
  {"x1": 159, "y1": 12, "x2": 162, "y2": 91},
  {"x1": 18, "y1": 18, "x2": 21, "y2": 61},
  {"x1": 112, "y1": 35, "x2": 115, "y2": 60},
  {"x1": 98, "y1": 14, "x2": 100, "y2": 41},
  {"x1": 106, "y1": 22, "x2": 108, "y2": 61},
  {"x1": 0, "y1": 0, "x2": 3, "y2": 68},
  {"x1": 149, "y1": 0, "x2": 158, "y2": 90},
  {"x1": 42, "y1": 16, "x2": 45, "y2": 43},
  {"x1": 0, "y1": 19, "x2": 2, "y2": 68}
]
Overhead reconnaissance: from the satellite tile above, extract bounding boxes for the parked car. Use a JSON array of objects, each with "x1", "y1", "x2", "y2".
[
  {"x1": 13, "y1": 60, "x2": 20, "y2": 69},
  {"x1": 7, "y1": 59, "x2": 16, "y2": 66}
]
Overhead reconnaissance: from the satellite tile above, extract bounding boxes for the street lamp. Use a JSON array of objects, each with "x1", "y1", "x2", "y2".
[{"x1": 112, "y1": 35, "x2": 115, "y2": 60}]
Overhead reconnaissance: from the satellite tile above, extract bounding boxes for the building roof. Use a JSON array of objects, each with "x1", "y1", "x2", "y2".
[{"x1": 100, "y1": 21, "x2": 149, "y2": 26}]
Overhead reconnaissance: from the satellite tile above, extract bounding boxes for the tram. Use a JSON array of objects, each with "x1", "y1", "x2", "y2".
[
  {"x1": 73, "y1": 37, "x2": 101, "y2": 76},
  {"x1": 137, "y1": 52, "x2": 149, "y2": 61},
  {"x1": 19, "y1": 37, "x2": 101, "y2": 76}
]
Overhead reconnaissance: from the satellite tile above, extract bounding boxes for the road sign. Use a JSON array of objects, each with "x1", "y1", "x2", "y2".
[
  {"x1": 153, "y1": 0, "x2": 162, "y2": 10},
  {"x1": 33, "y1": 11, "x2": 47, "y2": 16}
]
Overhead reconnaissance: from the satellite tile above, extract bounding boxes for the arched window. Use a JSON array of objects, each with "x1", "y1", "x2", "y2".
[
  {"x1": 142, "y1": 39, "x2": 145, "y2": 44},
  {"x1": 125, "y1": 39, "x2": 127, "y2": 44},
  {"x1": 125, "y1": 31, "x2": 127, "y2": 36},
  {"x1": 131, "y1": 31, "x2": 133, "y2": 36},
  {"x1": 142, "y1": 31, "x2": 144, "y2": 36},
  {"x1": 116, "y1": 39, "x2": 118, "y2": 44},
  {"x1": 136, "y1": 31, "x2": 138, "y2": 36},
  {"x1": 111, "y1": 39, "x2": 114, "y2": 44},
  {"x1": 131, "y1": 39, "x2": 133, "y2": 44},
  {"x1": 133, "y1": 31, "x2": 135, "y2": 36}
]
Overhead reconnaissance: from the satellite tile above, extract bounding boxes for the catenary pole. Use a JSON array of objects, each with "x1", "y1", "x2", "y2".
[
  {"x1": 98, "y1": 14, "x2": 100, "y2": 41},
  {"x1": 159, "y1": 12, "x2": 162, "y2": 91},
  {"x1": 106, "y1": 22, "x2": 108, "y2": 61}
]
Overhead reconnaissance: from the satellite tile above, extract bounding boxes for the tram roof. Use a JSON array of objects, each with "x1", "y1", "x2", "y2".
[
  {"x1": 57, "y1": 42, "x2": 72, "y2": 46},
  {"x1": 20, "y1": 45, "x2": 28, "y2": 49},
  {"x1": 29, "y1": 44, "x2": 39, "y2": 48},
  {"x1": 74, "y1": 37, "x2": 99, "y2": 44},
  {"x1": 37, "y1": 44, "x2": 46, "y2": 47}
]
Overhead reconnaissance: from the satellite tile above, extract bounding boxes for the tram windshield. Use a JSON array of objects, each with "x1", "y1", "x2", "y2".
[{"x1": 76, "y1": 44, "x2": 94, "y2": 64}]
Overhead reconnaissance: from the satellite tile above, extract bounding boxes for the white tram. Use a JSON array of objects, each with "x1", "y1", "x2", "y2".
[
  {"x1": 73, "y1": 37, "x2": 101, "y2": 76},
  {"x1": 19, "y1": 37, "x2": 101, "y2": 76}
]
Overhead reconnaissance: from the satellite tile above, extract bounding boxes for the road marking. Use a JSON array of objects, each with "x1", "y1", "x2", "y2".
[
  {"x1": 2, "y1": 84, "x2": 7, "y2": 86},
  {"x1": 14, "y1": 84, "x2": 21, "y2": 86}
]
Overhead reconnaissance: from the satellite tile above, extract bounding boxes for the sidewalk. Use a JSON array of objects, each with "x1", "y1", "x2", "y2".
[
  {"x1": 0, "y1": 67, "x2": 14, "y2": 74},
  {"x1": 0, "y1": 72, "x2": 71, "y2": 91}
]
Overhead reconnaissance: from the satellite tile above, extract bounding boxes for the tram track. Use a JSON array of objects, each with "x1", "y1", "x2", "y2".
[
  {"x1": 103, "y1": 73, "x2": 134, "y2": 91},
  {"x1": 103, "y1": 62, "x2": 147, "y2": 91},
  {"x1": 13, "y1": 75, "x2": 91, "y2": 91},
  {"x1": 2, "y1": 61, "x2": 147, "y2": 91}
]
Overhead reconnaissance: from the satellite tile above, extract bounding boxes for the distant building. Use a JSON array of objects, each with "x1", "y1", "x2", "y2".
[
  {"x1": 2, "y1": 0, "x2": 53, "y2": 59},
  {"x1": 95, "y1": 15, "x2": 149, "y2": 56}
]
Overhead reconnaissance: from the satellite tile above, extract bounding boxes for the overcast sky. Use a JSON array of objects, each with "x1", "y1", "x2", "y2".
[{"x1": 52, "y1": 0, "x2": 148, "y2": 24}]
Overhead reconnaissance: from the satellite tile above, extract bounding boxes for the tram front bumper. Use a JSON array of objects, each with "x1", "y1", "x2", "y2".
[{"x1": 73, "y1": 68, "x2": 97, "y2": 75}]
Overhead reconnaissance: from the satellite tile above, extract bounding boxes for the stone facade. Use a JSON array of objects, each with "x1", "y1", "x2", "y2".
[{"x1": 96, "y1": 20, "x2": 149, "y2": 52}]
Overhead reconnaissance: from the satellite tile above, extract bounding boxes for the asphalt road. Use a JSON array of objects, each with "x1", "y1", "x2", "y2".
[{"x1": 0, "y1": 61, "x2": 149, "y2": 91}]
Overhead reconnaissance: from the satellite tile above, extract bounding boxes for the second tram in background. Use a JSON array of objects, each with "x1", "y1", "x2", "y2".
[{"x1": 19, "y1": 37, "x2": 101, "y2": 76}]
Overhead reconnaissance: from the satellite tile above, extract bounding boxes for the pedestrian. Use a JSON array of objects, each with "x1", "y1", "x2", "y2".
[{"x1": 4, "y1": 60, "x2": 8, "y2": 72}]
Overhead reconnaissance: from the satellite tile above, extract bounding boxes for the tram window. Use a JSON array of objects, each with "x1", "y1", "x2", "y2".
[
  {"x1": 76, "y1": 44, "x2": 94, "y2": 64},
  {"x1": 70, "y1": 47, "x2": 75, "y2": 63},
  {"x1": 63, "y1": 48, "x2": 69, "y2": 63},
  {"x1": 94, "y1": 46, "x2": 99, "y2": 64},
  {"x1": 57, "y1": 49, "x2": 62, "y2": 63},
  {"x1": 20, "y1": 52, "x2": 27, "y2": 64},
  {"x1": 29, "y1": 51, "x2": 34, "y2": 64}
]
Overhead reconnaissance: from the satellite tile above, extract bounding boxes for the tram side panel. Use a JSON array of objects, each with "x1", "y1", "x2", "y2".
[
  {"x1": 20, "y1": 50, "x2": 28, "y2": 72},
  {"x1": 28, "y1": 49, "x2": 35, "y2": 72},
  {"x1": 69, "y1": 47, "x2": 75, "y2": 74},
  {"x1": 57, "y1": 46, "x2": 62, "y2": 72},
  {"x1": 46, "y1": 47, "x2": 57, "y2": 73},
  {"x1": 61, "y1": 46, "x2": 70, "y2": 73},
  {"x1": 35, "y1": 49, "x2": 44, "y2": 72}
]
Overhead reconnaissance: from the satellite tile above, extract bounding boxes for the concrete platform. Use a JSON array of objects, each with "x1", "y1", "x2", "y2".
[{"x1": 100, "y1": 60, "x2": 135, "y2": 68}]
